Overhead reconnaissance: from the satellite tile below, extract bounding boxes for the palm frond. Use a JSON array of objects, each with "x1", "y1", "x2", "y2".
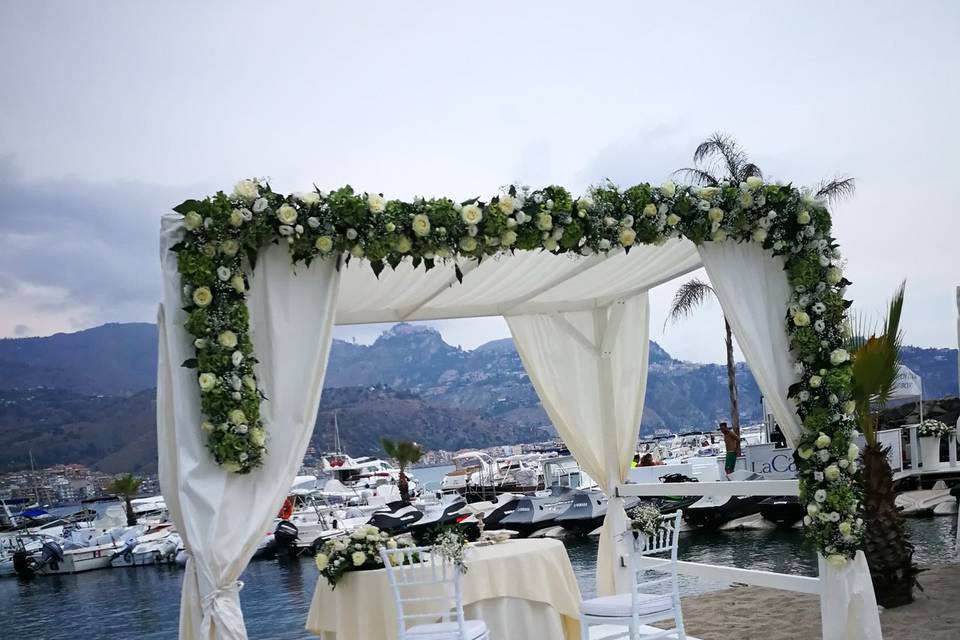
[
  {"x1": 672, "y1": 167, "x2": 720, "y2": 186},
  {"x1": 815, "y1": 176, "x2": 856, "y2": 203},
  {"x1": 665, "y1": 278, "x2": 715, "y2": 329},
  {"x1": 690, "y1": 132, "x2": 761, "y2": 184},
  {"x1": 741, "y1": 163, "x2": 763, "y2": 180}
]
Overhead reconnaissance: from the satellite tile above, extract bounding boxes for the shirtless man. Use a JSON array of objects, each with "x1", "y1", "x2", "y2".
[{"x1": 719, "y1": 421, "x2": 741, "y2": 477}]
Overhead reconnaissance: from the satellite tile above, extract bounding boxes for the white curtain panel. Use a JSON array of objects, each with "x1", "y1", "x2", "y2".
[
  {"x1": 506, "y1": 293, "x2": 650, "y2": 596},
  {"x1": 158, "y1": 216, "x2": 341, "y2": 639},
  {"x1": 700, "y1": 240, "x2": 881, "y2": 639},
  {"x1": 697, "y1": 241, "x2": 803, "y2": 446}
]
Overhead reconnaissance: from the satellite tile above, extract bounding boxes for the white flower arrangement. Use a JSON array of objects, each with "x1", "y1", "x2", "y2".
[
  {"x1": 917, "y1": 419, "x2": 953, "y2": 438},
  {"x1": 434, "y1": 529, "x2": 469, "y2": 574},
  {"x1": 314, "y1": 525, "x2": 414, "y2": 589},
  {"x1": 628, "y1": 505, "x2": 664, "y2": 538}
]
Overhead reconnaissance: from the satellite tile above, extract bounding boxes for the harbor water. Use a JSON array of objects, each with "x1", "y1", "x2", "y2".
[{"x1": 2, "y1": 467, "x2": 957, "y2": 639}]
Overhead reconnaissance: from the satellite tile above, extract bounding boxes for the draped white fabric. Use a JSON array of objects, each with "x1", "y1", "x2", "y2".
[
  {"x1": 158, "y1": 215, "x2": 341, "y2": 639},
  {"x1": 697, "y1": 241, "x2": 803, "y2": 447},
  {"x1": 506, "y1": 294, "x2": 650, "y2": 596},
  {"x1": 700, "y1": 241, "x2": 881, "y2": 639},
  {"x1": 819, "y1": 553, "x2": 883, "y2": 640}
]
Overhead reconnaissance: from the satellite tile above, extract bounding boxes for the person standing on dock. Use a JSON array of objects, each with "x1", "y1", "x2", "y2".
[{"x1": 719, "y1": 421, "x2": 741, "y2": 477}]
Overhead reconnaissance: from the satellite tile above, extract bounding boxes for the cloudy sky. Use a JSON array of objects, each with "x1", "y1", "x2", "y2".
[{"x1": 1, "y1": 1, "x2": 958, "y2": 363}]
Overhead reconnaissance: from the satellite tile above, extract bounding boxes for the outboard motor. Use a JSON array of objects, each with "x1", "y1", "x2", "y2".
[
  {"x1": 36, "y1": 540, "x2": 64, "y2": 572},
  {"x1": 12, "y1": 550, "x2": 36, "y2": 578},
  {"x1": 274, "y1": 520, "x2": 299, "y2": 549},
  {"x1": 115, "y1": 539, "x2": 138, "y2": 566}
]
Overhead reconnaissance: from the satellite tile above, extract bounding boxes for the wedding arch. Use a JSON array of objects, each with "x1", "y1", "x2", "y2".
[{"x1": 157, "y1": 178, "x2": 878, "y2": 639}]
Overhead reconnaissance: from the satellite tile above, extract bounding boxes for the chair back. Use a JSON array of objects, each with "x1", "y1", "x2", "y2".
[
  {"x1": 380, "y1": 545, "x2": 468, "y2": 639},
  {"x1": 625, "y1": 510, "x2": 682, "y2": 599}
]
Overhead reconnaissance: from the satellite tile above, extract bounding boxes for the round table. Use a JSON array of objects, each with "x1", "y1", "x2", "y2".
[{"x1": 306, "y1": 538, "x2": 583, "y2": 640}]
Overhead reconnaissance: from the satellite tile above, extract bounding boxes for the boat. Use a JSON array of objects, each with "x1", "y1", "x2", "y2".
[
  {"x1": 111, "y1": 528, "x2": 181, "y2": 567},
  {"x1": 682, "y1": 472, "x2": 768, "y2": 529},
  {"x1": 366, "y1": 497, "x2": 466, "y2": 536},
  {"x1": 555, "y1": 490, "x2": 641, "y2": 536},
  {"x1": 490, "y1": 486, "x2": 576, "y2": 537},
  {"x1": 758, "y1": 496, "x2": 804, "y2": 527}
]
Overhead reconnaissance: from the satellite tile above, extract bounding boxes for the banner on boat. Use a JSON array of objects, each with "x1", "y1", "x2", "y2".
[{"x1": 744, "y1": 444, "x2": 798, "y2": 478}]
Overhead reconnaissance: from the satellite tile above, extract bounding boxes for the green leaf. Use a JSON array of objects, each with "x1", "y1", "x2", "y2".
[
  {"x1": 170, "y1": 241, "x2": 187, "y2": 253},
  {"x1": 181, "y1": 358, "x2": 198, "y2": 369},
  {"x1": 455, "y1": 264, "x2": 463, "y2": 284},
  {"x1": 173, "y1": 199, "x2": 203, "y2": 215},
  {"x1": 371, "y1": 260, "x2": 384, "y2": 279}
]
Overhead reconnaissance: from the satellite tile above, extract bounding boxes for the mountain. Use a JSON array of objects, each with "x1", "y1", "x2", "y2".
[
  {"x1": 0, "y1": 323, "x2": 158, "y2": 395},
  {"x1": 0, "y1": 322, "x2": 956, "y2": 473}
]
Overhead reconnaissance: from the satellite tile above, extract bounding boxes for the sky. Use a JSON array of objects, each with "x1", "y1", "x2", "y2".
[{"x1": 0, "y1": 1, "x2": 958, "y2": 363}]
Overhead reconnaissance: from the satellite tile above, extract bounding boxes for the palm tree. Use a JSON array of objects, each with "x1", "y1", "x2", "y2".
[
  {"x1": 666, "y1": 279, "x2": 740, "y2": 432},
  {"x1": 380, "y1": 438, "x2": 423, "y2": 503},
  {"x1": 848, "y1": 281, "x2": 918, "y2": 607},
  {"x1": 107, "y1": 473, "x2": 142, "y2": 526},
  {"x1": 675, "y1": 131, "x2": 856, "y2": 203}
]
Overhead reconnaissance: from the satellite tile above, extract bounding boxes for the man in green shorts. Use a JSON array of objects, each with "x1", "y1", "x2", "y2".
[{"x1": 719, "y1": 421, "x2": 741, "y2": 477}]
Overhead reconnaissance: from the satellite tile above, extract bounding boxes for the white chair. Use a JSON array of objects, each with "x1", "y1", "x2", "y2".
[
  {"x1": 579, "y1": 511, "x2": 686, "y2": 640},
  {"x1": 380, "y1": 545, "x2": 489, "y2": 640}
]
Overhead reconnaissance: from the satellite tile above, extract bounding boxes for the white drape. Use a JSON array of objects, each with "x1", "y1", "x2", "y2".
[
  {"x1": 158, "y1": 215, "x2": 341, "y2": 639},
  {"x1": 506, "y1": 294, "x2": 650, "y2": 596},
  {"x1": 700, "y1": 241, "x2": 881, "y2": 639},
  {"x1": 697, "y1": 241, "x2": 803, "y2": 446}
]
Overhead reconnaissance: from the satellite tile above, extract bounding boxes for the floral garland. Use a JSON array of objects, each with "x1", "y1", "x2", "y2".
[
  {"x1": 172, "y1": 175, "x2": 862, "y2": 561},
  {"x1": 628, "y1": 505, "x2": 665, "y2": 538},
  {"x1": 314, "y1": 525, "x2": 414, "y2": 589},
  {"x1": 917, "y1": 419, "x2": 953, "y2": 438}
]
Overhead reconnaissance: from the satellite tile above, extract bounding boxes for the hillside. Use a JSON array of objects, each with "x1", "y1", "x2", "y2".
[{"x1": 0, "y1": 322, "x2": 956, "y2": 473}]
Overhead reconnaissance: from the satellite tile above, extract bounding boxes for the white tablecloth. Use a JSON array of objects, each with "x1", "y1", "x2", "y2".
[{"x1": 306, "y1": 538, "x2": 582, "y2": 640}]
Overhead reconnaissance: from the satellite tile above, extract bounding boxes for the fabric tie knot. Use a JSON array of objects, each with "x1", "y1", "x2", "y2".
[{"x1": 202, "y1": 580, "x2": 244, "y2": 610}]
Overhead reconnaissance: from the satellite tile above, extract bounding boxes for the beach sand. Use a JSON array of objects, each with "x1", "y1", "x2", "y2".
[{"x1": 652, "y1": 563, "x2": 959, "y2": 639}]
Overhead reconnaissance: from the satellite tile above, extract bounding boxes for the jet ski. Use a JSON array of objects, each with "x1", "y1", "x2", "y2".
[
  {"x1": 367, "y1": 499, "x2": 466, "y2": 536},
  {"x1": 759, "y1": 496, "x2": 804, "y2": 527},
  {"x1": 682, "y1": 473, "x2": 767, "y2": 529},
  {"x1": 492, "y1": 486, "x2": 575, "y2": 538},
  {"x1": 555, "y1": 490, "x2": 641, "y2": 536}
]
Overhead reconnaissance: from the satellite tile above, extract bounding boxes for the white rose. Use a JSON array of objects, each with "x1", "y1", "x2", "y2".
[
  {"x1": 346, "y1": 228, "x2": 358, "y2": 240},
  {"x1": 809, "y1": 375, "x2": 822, "y2": 388},
  {"x1": 217, "y1": 266, "x2": 231, "y2": 282},
  {"x1": 803, "y1": 516, "x2": 812, "y2": 526},
  {"x1": 250, "y1": 427, "x2": 266, "y2": 447},
  {"x1": 221, "y1": 239, "x2": 240, "y2": 256},
  {"x1": 228, "y1": 409, "x2": 246, "y2": 425},
  {"x1": 752, "y1": 228, "x2": 767, "y2": 243},
  {"x1": 793, "y1": 311, "x2": 811, "y2": 327},
  {"x1": 666, "y1": 213, "x2": 680, "y2": 226},
  {"x1": 797, "y1": 210, "x2": 811, "y2": 225},
  {"x1": 500, "y1": 230, "x2": 518, "y2": 246},
  {"x1": 298, "y1": 191, "x2": 321, "y2": 206},
  {"x1": 842, "y1": 400, "x2": 856, "y2": 415},
  {"x1": 351, "y1": 551, "x2": 366, "y2": 566},
  {"x1": 314, "y1": 553, "x2": 329, "y2": 571},
  {"x1": 218, "y1": 330, "x2": 238, "y2": 349},
  {"x1": 818, "y1": 450, "x2": 831, "y2": 462},
  {"x1": 708, "y1": 207, "x2": 724, "y2": 223},
  {"x1": 598, "y1": 239, "x2": 611, "y2": 250},
  {"x1": 797, "y1": 447, "x2": 813, "y2": 460},
  {"x1": 201, "y1": 421, "x2": 215, "y2": 433},
  {"x1": 412, "y1": 214, "x2": 431, "y2": 237},
  {"x1": 277, "y1": 204, "x2": 298, "y2": 225},
  {"x1": 807, "y1": 503, "x2": 819, "y2": 516},
  {"x1": 746, "y1": 176, "x2": 763, "y2": 190},
  {"x1": 838, "y1": 521, "x2": 852, "y2": 536},
  {"x1": 643, "y1": 203, "x2": 657, "y2": 217},
  {"x1": 394, "y1": 235, "x2": 412, "y2": 253},
  {"x1": 459, "y1": 237, "x2": 478, "y2": 252},
  {"x1": 824, "y1": 465, "x2": 840, "y2": 481},
  {"x1": 660, "y1": 180, "x2": 676, "y2": 198},
  {"x1": 183, "y1": 211, "x2": 203, "y2": 230},
  {"x1": 711, "y1": 230, "x2": 728, "y2": 242},
  {"x1": 367, "y1": 193, "x2": 386, "y2": 213},
  {"x1": 739, "y1": 192, "x2": 754, "y2": 208},
  {"x1": 498, "y1": 195, "x2": 515, "y2": 214},
  {"x1": 814, "y1": 489, "x2": 827, "y2": 503},
  {"x1": 537, "y1": 213, "x2": 553, "y2": 230},
  {"x1": 815, "y1": 433, "x2": 832, "y2": 449},
  {"x1": 192, "y1": 287, "x2": 213, "y2": 308},
  {"x1": 252, "y1": 197, "x2": 269, "y2": 213},
  {"x1": 829, "y1": 349, "x2": 849, "y2": 366},
  {"x1": 848, "y1": 461, "x2": 858, "y2": 474},
  {"x1": 544, "y1": 238, "x2": 559, "y2": 252},
  {"x1": 826, "y1": 267, "x2": 842, "y2": 285},
  {"x1": 230, "y1": 210, "x2": 244, "y2": 227},
  {"x1": 231, "y1": 350, "x2": 244, "y2": 367},
  {"x1": 315, "y1": 236, "x2": 334, "y2": 253},
  {"x1": 826, "y1": 554, "x2": 848, "y2": 568},
  {"x1": 350, "y1": 245, "x2": 364, "y2": 258},
  {"x1": 461, "y1": 204, "x2": 483, "y2": 225},
  {"x1": 194, "y1": 338, "x2": 208, "y2": 349},
  {"x1": 232, "y1": 179, "x2": 259, "y2": 201},
  {"x1": 618, "y1": 227, "x2": 637, "y2": 247},
  {"x1": 235, "y1": 424, "x2": 248, "y2": 435},
  {"x1": 198, "y1": 373, "x2": 217, "y2": 392}
]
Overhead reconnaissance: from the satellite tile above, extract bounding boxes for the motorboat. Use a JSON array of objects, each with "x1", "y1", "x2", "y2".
[
  {"x1": 366, "y1": 497, "x2": 466, "y2": 536},
  {"x1": 683, "y1": 472, "x2": 768, "y2": 529},
  {"x1": 319, "y1": 453, "x2": 418, "y2": 494},
  {"x1": 111, "y1": 527, "x2": 181, "y2": 567},
  {"x1": 758, "y1": 496, "x2": 804, "y2": 527},
  {"x1": 554, "y1": 490, "x2": 641, "y2": 536},
  {"x1": 490, "y1": 486, "x2": 576, "y2": 538}
]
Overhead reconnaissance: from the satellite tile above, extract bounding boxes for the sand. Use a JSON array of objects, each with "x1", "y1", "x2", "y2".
[{"x1": 651, "y1": 563, "x2": 959, "y2": 639}]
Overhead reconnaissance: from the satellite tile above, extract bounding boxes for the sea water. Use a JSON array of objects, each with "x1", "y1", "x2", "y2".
[{"x1": 1, "y1": 467, "x2": 956, "y2": 639}]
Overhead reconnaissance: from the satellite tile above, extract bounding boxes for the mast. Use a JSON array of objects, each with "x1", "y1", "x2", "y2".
[
  {"x1": 333, "y1": 411, "x2": 342, "y2": 453},
  {"x1": 29, "y1": 450, "x2": 41, "y2": 505}
]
